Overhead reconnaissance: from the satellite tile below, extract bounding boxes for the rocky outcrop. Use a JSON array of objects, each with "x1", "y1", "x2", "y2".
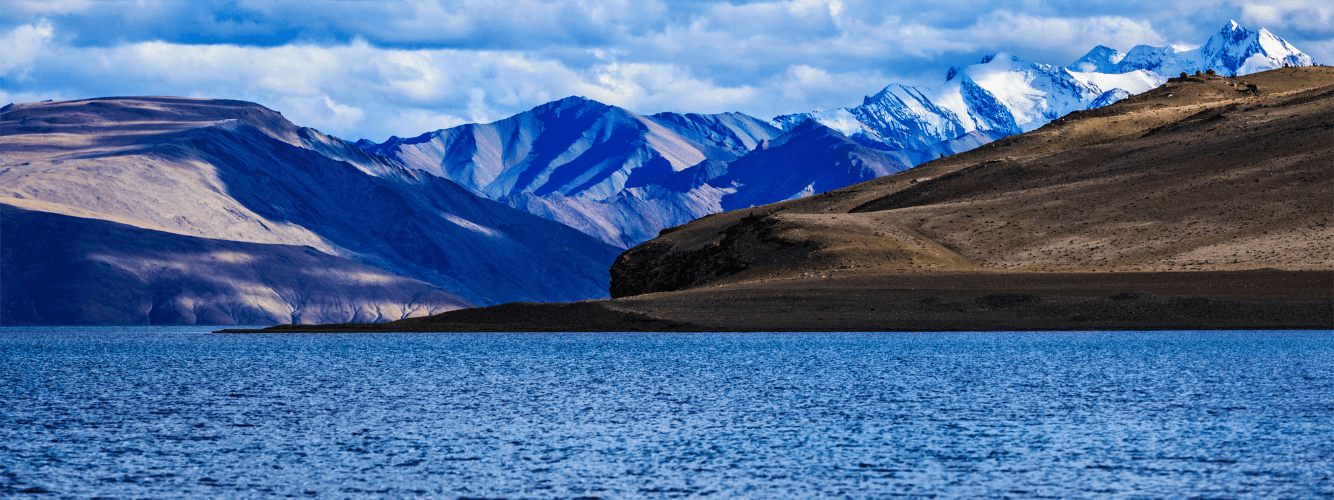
[{"x1": 610, "y1": 212, "x2": 814, "y2": 297}]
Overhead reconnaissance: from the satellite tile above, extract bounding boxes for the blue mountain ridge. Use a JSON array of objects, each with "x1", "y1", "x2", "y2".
[
  {"x1": 364, "y1": 96, "x2": 916, "y2": 249},
  {"x1": 0, "y1": 97, "x2": 620, "y2": 325}
]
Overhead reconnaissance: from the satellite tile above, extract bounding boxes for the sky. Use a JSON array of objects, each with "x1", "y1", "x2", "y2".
[{"x1": 2, "y1": 0, "x2": 1331, "y2": 143}]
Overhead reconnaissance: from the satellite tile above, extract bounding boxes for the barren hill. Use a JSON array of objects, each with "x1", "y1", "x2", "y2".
[{"x1": 612, "y1": 66, "x2": 1334, "y2": 296}]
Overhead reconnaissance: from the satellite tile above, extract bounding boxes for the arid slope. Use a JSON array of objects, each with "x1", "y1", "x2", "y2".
[{"x1": 612, "y1": 67, "x2": 1334, "y2": 296}]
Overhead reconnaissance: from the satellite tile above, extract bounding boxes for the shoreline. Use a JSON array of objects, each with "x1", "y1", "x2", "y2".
[{"x1": 218, "y1": 270, "x2": 1334, "y2": 333}]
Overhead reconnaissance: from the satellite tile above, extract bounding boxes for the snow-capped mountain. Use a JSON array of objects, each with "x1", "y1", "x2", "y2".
[
  {"x1": 1068, "y1": 45, "x2": 1127, "y2": 73},
  {"x1": 1083, "y1": 20, "x2": 1316, "y2": 77},
  {"x1": 364, "y1": 20, "x2": 1316, "y2": 251},
  {"x1": 777, "y1": 53, "x2": 1143, "y2": 155},
  {"x1": 779, "y1": 21, "x2": 1314, "y2": 163},
  {"x1": 775, "y1": 53, "x2": 1149, "y2": 153},
  {"x1": 366, "y1": 97, "x2": 912, "y2": 248}
]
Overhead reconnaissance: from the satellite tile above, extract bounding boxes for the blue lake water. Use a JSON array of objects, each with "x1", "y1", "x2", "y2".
[{"x1": 1, "y1": 328, "x2": 1331, "y2": 498}]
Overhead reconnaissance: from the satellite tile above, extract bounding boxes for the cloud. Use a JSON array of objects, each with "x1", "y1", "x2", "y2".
[
  {"x1": 0, "y1": 19, "x2": 53, "y2": 78},
  {"x1": 6, "y1": 0, "x2": 95, "y2": 15},
  {"x1": 766, "y1": 64, "x2": 894, "y2": 111},
  {"x1": 964, "y1": 13, "x2": 1167, "y2": 54},
  {"x1": 2, "y1": 1, "x2": 1330, "y2": 143},
  {"x1": 1, "y1": 18, "x2": 893, "y2": 141},
  {"x1": 0, "y1": 0, "x2": 671, "y2": 49},
  {"x1": 1241, "y1": 1, "x2": 1334, "y2": 38}
]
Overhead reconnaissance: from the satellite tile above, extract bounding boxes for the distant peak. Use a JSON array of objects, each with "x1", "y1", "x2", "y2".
[
  {"x1": 791, "y1": 117, "x2": 824, "y2": 132},
  {"x1": 980, "y1": 52, "x2": 1021, "y2": 65},
  {"x1": 945, "y1": 67, "x2": 959, "y2": 81},
  {"x1": 535, "y1": 95, "x2": 614, "y2": 115},
  {"x1": 546, "y1": 95, "x2": 604, "y2": 107},
  {"x1": 553, "y1": 95, "x2": 596, "y2": 105},
  {"x1": 1215, "y1": 19, "x2": 1255, "y2": 39},
  {"x1": 782, "y1": 117, "x2": 841, "y2": 138}
]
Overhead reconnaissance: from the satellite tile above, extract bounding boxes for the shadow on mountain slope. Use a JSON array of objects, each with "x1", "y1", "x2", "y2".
[
  {"x1": 2, "y1": 204, "x2": 471, "y2": 325},
  {"x1": 1, "y1": 97, "x2": 622, "y2": 310}
]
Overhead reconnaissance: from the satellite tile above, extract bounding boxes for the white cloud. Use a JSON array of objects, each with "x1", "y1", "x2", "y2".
[
  {"x1": 323, "y1": 96, "x2": 365, "y2": 129},
  {"x1": 808, "y1": 12, "x2": 1166, "y2": 64},
  {"x1": 2, "y1": 24, "x2": 763, "y2": 140},
  {"x1": 0, "y1": 88, "x2": 65, "y2": 106},
  {"x1": 2, "y1": 2, "x2": 1330, "y2": 142},
  {"x1": 0, "y1": 20, "x2": 54, "y2": 78},
  {"x1": 384, "y1": 109, "x2": 470, "y2": 139},
  {"x1": 965, "y1": 12, "x2": 1168, "y2": 53},
  {"x1": 583, "y1": 60, "x2": 760, "y2": 114},
  {"x1": 6, "y1": 0, "x2": 95, "y2": 15},
  {"x1": 1242, "y1": 1, "x2": 1334, "y2": 41},
  {"x1": 767, "y1": 64, "x2": 895, "y2": 110},
  {"x1": 1299, "y1": 38, "x2": 1334, "y2": 64},
  {"x1": 1242, "y1": 1, "x2": 1333, "y2": 26},
  {"x1": 1237, "y1": 2, "x2": 1333, "y2": 62}
]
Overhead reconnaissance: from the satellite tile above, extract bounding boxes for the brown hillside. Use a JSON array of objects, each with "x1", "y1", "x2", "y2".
[{"x1": 612, "y1": 66, "x2": 1334, "y2": 296}]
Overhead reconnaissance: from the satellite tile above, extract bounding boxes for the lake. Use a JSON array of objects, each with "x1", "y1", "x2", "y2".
[{"x1": 2, "y1": 328, "x2": 1331, "y2": 498}]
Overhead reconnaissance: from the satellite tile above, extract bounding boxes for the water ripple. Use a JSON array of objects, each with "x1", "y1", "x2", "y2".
[{"x1": 1, "y1": 328, "x2": 1331, "y2": 498}]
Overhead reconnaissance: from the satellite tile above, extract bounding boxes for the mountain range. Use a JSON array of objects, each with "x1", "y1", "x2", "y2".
[
  {"x1": 360, "y1": 98, "x2": 914, "y2": 248},
  {"x1": 363, "y1": 20, "x2": 1315, "y2": 249},
  {"x1": 242, "y1": 65, "x2": 1334, "y2": 333},
  {"x1": 1069, "y1": 20, "x2": 1314, "y2": 75},
  {"x1": 0, "y1": 21, "x2": 1319, "y2": 325},
  {"x1": 1, "y1": 97, "x2": 618, "y2": 325},
  {"x1": 776, "y1": 20, "x2": 1314, "y2": 156}
]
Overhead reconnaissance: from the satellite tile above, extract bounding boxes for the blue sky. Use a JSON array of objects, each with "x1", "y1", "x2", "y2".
[{"x1": 2, "y1": 0, "x2": 1330, "y2": 142}]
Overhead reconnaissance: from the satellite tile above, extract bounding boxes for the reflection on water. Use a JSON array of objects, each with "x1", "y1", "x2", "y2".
[{"x1": 1, "y1": 328, "x2": 1331, "y2": 498}]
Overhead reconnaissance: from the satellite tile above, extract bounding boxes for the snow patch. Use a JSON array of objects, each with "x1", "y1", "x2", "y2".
[
  {"x1": 441, "y1": 212, "x2": 503, "y2": 239},
  {"x1": 785, "y1": 183, "x2": 816, "y2": 201},
  {"x1": 1069, "y1": 69, "x2": 1163, "y2": 96}
]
